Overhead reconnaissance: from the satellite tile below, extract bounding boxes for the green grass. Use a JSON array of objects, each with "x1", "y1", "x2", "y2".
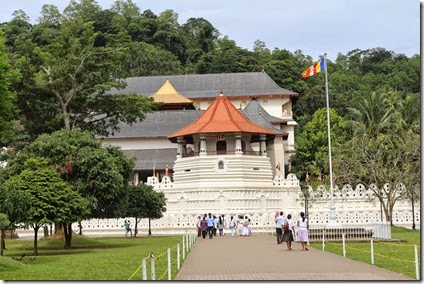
[
  {"x1": 0, "y1": 234, "x2": 187, "y2": 280},
  {"x1": 310, "y1": 226, "x2": 420, "y2": 279}
]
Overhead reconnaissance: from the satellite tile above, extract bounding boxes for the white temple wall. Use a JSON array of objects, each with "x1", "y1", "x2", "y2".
[{"x1": 72, "y1": 177, "x2": 419, "y2": 235}]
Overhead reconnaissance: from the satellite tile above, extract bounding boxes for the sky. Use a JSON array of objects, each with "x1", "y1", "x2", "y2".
[{"x1": 0, "y1": 0, "x2": 420, "y2": 61}]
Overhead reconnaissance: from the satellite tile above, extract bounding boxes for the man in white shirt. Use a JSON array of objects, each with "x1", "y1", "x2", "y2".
[{"x1": 275, "y1": 211, "x2": 285, "y2": 244}]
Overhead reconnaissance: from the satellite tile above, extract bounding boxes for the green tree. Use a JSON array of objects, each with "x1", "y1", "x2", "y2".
[
  {"x1": 3, "y1": 157, "x2": 90, "y2": 253},
  {"x1": 333, "y1": 132, "x2": 419, "y2": 225},
  {"x1": 4, "y1": 129, "x2": 134, "y2": 247},
  {"x1": 126, "y1": 185, "x2": 166, "y2": 236},
  {"x1": 292, "y1": 108, "x2": 347, "y2": 184},
  {"x1": 34, "y1": 16, "x2": 158, "y2": 136},
  {"x1": 0, "y1": 30, "x2": 20, "y2": 146},
  {"x1": 334, "y1": 89, "x2": 420, "y2": 225}
]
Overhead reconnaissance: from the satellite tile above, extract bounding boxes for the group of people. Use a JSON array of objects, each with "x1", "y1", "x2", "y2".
[
  {"x1": 275, "y1": 211, "x2": 309, "y2": 251},
  {"x1": 122, "y1": 219, "x2": 133, "y2": 237},
  {"x1": 195, "y1": 214, "x2": 253, "y2": 239}
]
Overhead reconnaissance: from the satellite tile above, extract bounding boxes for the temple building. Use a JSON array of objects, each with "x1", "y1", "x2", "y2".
[{"x1": 100, "y1": 71, "x2": 299, "y2": 183}]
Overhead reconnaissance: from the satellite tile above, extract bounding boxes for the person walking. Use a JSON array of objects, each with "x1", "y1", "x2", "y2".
[
  {"x1": 123, "y1": 220, "x2": 128, "y2": 237},
  {"x1": 237, "y1": 215, "x2": 244, "y2": 236},
  {"x1": 297, "y1": 212, "x2": 309, "y2": 251},
  {"x1": 282, "y1": 214, "x2": 294, "y2": 251},
  {"x1": 206, "y1": 213, "x2": 214, "y2": 239},
  {"x1": 127, "y1": 220, "x2": 133, "y2": 237},
  {"x1": 196, "y1": 216, "x2": 201, "y2": 237},
  {"x1": 229, "y1": 216, "x2": 237, "y2": 237},
  {"x1": 242, "y1": 216, "x2": 249, "y2": 236},
  {"x1": 213, "y1": 215, "x2": 218, "y2": 236},
  {"x1": 221, "y1": 214, "x2": 227, "y2": 236},
  {"x1": 200, "y1": 216, "x2": 208, "y2": 239},
  {"x1": 275, "y1": 211, "x2": 285, "y2": 244},
  {"x1": 217, "y1": 216, "x2": 224, "y2": 236},
  {"x1": 247, "y1": 219, "x2": 252, "y2": 236}
]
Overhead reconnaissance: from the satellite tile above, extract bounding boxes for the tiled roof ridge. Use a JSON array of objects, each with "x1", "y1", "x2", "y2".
[{"x1": 223, "y1": 96, "x2": 243, "y2": 132}]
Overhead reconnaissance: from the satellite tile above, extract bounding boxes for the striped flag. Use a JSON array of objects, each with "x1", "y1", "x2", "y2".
[{"x1": 302, "y1": 58, "x2": 325, "y2": 78}]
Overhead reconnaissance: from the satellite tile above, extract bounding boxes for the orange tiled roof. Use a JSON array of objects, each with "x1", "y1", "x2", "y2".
[
  {"x1": 150, "y1": 80, "x2": 193, "y2": 105},
  {"x1": 168, "y1": 93, "x2": 277, "y2": 138}
]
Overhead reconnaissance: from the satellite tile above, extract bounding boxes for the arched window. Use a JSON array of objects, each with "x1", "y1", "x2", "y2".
[
  {"x1": 216, "y1": 141, "x2": 227, "y2": 154},
  {"x1": 218, "y1": 160, "x2": 224, "y2": 170}
]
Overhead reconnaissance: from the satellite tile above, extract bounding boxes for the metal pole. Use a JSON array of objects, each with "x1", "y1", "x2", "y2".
[
  {"x1": 414, "y1": 245, "x2": 419, "y2": 280},
  {"x1": 150, "y1": 253, "x2": 155, "y2": 280},
  {"x1": 323, "y1": 53, "x2": 337, "y2": 227},
  {"x1": 370, "y1": 238, "x2": 374, "y2": 265},
  {"x1": 167, "y1": 247, "x2": 171, "y2": 280},
  {"x1": 177, "y1": 241, "x2": 180, "y2": 270},
  {"x1": 322, "y1": 230, "x2": 325, "y2": 251},
  {"x1": 342, "y1": 233, "x2": 346, "y2": 257},
  {"x1": 142, "y1": 258, "x2": 147, "y2": 280}
]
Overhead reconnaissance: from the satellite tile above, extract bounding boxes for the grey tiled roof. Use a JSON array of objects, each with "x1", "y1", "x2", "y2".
[
  {"x1": 242, "y1": 100, "x2": 288, "y2": 124},
  {"x1": 101, "y1": 110, "x2": 203, "y2": 138},
  {"x1": 101, "y1": 108, "x2": 287, "y2": 139},
  {"x1": 124, "y1": 149, "x2": 177, "y2": 170},
  {"x1": 108, "y1": 72, "x2": 298, "y2": 99}
]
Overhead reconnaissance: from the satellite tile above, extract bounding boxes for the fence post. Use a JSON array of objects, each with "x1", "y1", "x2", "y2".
[
  {"x1": 342, "y1": 233, "x2": 346, "y2": 257},
  {"x1": 322, "y1": 230, "x2": 325, "y2": 251},
  {"x1": 167, "y1": 247, "x2": 171, "y2": 280},
  {"x1": 142, "y1": 257, "x2": 147, "y2": 280},
  {"x1": 149, "y1": 253, "x2": 155, "y2": 280},
  {"x1": 370, "y1": 238, "x2": 374, "y2": 265},
  {"x1": 182, "y1": 235, "x2": 185, "y2": 260},
  {"x1": 186, "y1": 231, "x2": 189, "y2": 253},
  {"x1": 177, "y1": 241, "x2": 180, "y2": 270},
  {"x1": 414, "y1": 245, "x2": 419, "y2": 280}
]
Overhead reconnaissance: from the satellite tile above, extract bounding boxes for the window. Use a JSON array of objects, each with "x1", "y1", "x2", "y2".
[{"x1": 218, "y1": 161, "x2": 224, "y2": 170}]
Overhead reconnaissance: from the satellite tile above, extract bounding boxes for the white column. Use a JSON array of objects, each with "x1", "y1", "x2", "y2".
[
  {"x1": 176, "y1": 137, "x2": 183, "y2": 160},
  {"x1": 235, "y1": 134, "x2": 243, "y2": 155},
  {"x1": 134, "y1": 172, "x2": 139, "y2": 185},
  {"x1": 259, "y1": 134, "x2": 267, "y2": 156},
  {"x1": 199, "y1": 135, "x2": 207, "y2": 156}
]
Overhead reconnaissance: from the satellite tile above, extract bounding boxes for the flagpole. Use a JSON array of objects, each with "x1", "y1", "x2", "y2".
[{"x1": 323, "y1": 53, "x2": 339, "y2": 228}]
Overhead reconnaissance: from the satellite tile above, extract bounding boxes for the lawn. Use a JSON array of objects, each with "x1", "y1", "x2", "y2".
[
  {"x1": 309, "y1": 226, "x2": 420, "y2": 279},
  {"x1": 0, "y1": 234, "x2": 186, "y2": 280}
]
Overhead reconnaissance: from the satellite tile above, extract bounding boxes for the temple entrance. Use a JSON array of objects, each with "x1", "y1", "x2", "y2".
[{"x1": 217, "y1": 141, "x2": 227, "y2": 155}]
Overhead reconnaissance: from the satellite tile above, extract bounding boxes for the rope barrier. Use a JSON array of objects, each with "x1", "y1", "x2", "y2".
[
  {"x1": 345, "y1": 245, "x2": 371, "y2": 254},
  {"x1": 157, "y1": 268, "x2": 168, "y2": 280},
  {"x1": 373, "y1": 252, "x2": 416, "y2": 263},
  {"x1": 154, "y1": 250, "x2": 167, "y2": 260},
  {"x1": 128, "y1": 264, "x2": 143, "y2": 280}
]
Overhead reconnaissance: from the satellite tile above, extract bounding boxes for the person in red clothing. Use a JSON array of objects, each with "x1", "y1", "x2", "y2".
[{"x1": 200, "y1": 216, "x2": 208, "y2": 239}]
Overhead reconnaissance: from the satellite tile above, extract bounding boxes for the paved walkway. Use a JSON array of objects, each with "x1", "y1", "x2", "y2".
[{"x1": 174, "y1": 233, "x2": 412, "y2": 281}]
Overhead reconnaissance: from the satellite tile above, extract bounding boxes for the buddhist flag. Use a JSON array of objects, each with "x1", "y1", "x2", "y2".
[
  {"x1": 165, "y1": 164, "x2": 169, "y2": 176},
  {"x1": 318, "y1": 172, "x2": 322, "y2": 183},
  {"x1": 302, "y1": 58, "x2": 325, "y2": 78},
  {"x1": 153, "y1": 163, "x2": 156, "y2": 177},
  {"x1": 276, "y1": 162, "x2": 281, "y2": 172},
  {"x1": 306, "y1": 172, "x2": 310, "y2": 181}
]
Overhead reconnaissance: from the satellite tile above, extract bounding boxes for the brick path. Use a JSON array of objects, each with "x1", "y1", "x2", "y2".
[{"x1": 174, "y1": 233, "x2": 412, "y2": 280}]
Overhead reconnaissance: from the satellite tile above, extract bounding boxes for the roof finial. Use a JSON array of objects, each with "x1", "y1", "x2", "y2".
[{"x1": 219, "y1": 90, "x2": 224, "y2": 97}]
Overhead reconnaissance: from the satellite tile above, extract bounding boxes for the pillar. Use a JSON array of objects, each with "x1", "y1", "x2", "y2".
[
  {"x1": 235, "y1": 133, "x2": 243, "y2": 155},
  {"x1": 260, "y1": 134, "x2": 267, "y2": 156},
  {"x1": 177, "y1": 137, "x2": 183, "y2": 160},
  {"x1": 200, "y1": 135, "x2": 207, "y2": 156}
]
